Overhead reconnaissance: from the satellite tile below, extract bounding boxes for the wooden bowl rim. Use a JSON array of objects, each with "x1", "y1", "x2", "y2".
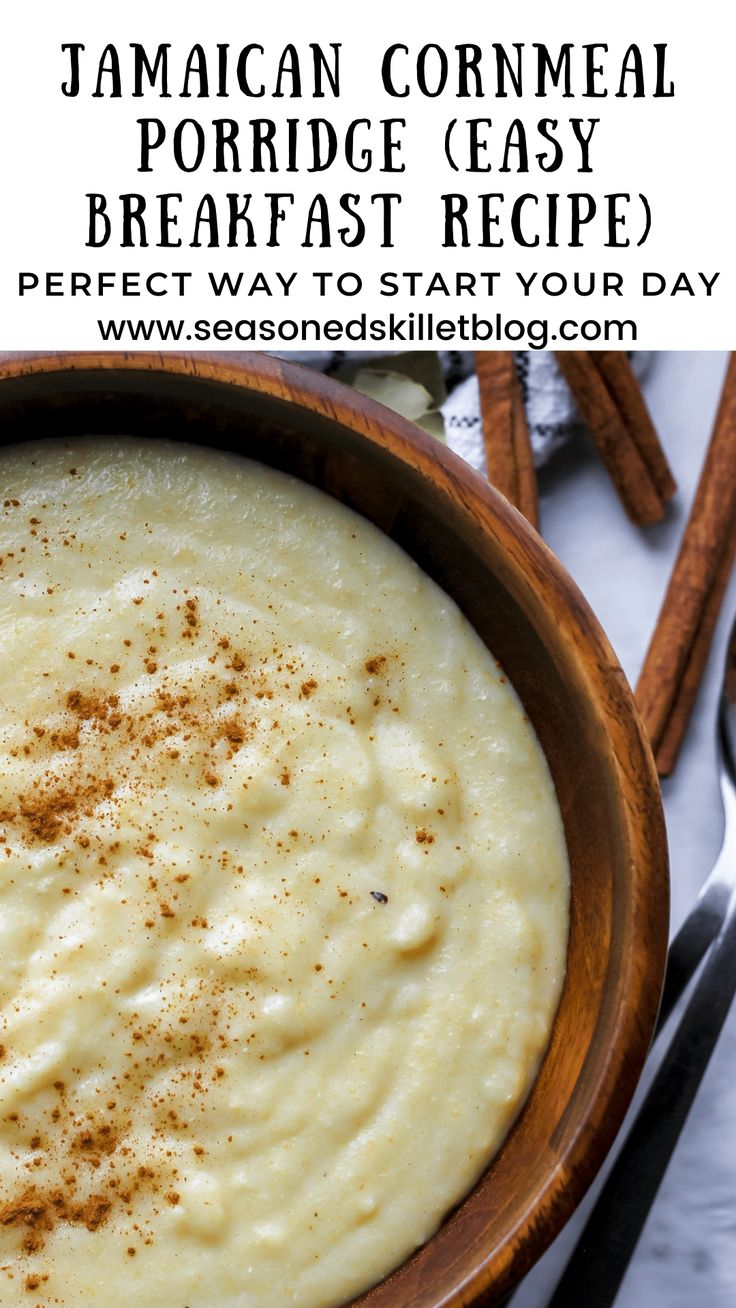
[{"x1": 0, "y1": 349, "x2": 669, "y2": 1303}]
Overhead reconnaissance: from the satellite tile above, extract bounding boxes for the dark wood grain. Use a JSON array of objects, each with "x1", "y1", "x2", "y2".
[{"x1": 0, "y1": 350, "x2": 668, "y2": 1307}]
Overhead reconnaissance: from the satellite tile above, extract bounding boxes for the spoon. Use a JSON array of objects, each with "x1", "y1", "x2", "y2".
[{"x1": 543, "y1": 613, "x2": 736, "y2": 1308}]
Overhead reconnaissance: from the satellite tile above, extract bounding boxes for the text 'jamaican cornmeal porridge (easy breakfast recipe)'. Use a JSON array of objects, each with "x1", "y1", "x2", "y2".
[{"x1": 0, "y1": 439, "x2": 569, "y2": 1307}]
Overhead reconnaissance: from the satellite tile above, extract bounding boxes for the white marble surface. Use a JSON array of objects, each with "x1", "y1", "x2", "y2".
[{"x1": 502, "y1": 351, "x2": 736, "y2": 1308}]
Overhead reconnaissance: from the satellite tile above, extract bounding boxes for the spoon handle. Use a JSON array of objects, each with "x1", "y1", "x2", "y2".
[
  {"x1": 546, "y1": 885, "x2": 736, "y2": 1308},
  {"x1": 655, "y1": 872, "x2": 731, "y2": 1035},
  {"x1": 656, "y1": 669, "x2": 736, "y2": 1028}
]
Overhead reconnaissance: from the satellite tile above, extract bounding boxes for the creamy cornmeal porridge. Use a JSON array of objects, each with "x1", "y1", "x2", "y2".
[{"x1": 0, "y1": 439, "x2": 568, "y2": 1307}]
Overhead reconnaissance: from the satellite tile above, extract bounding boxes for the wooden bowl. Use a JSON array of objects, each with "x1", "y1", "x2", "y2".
[{"x1": 0, "y1": 351, "x2": 668, "y2": 1306}]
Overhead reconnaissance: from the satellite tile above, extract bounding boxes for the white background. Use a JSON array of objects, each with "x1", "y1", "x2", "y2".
[{"x1": 0, "y1": 0, "x2": 733, "y2": 348}]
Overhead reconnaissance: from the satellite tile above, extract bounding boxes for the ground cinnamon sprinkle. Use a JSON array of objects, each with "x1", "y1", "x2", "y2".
[
  {"x1": 0, "y1": 1188, "x2": 52, "y2": 1248},
  {"x1": 365, "y1": 655, "x2": 387, "y2": 675},
  {"x1": 82, "y1": 1196, "x2": 111, "y2": 1230},
  {"x1": 0, "y1": 632, "x2": 263, "y2": 855},
  {"x1": 65, "y1": 689, "x2": 119, "y2": 724},
  {"x1": 181, "y1": 598, "x2": 200, "y2": 639},
  {"x1": 0, "y1": 476, "x2": 403, "y2": 1289},
  {"x1": 0, "y1": 1185, "x2": 112, "y2": 1249},
  {"x1": 0, "y1": 776, "x2": 115, "y2": 846},
  {"x1": 72, "y1": 1123, "x2": 118, "y2": 1162},
  {"x1": 0, "y1": 1094, "x2": 183, "y2": 1258},
  {"x1": 3, "y1": 793, "x2": 74, "y2": 845}
]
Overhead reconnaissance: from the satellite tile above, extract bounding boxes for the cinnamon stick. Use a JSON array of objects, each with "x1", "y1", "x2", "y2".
[
  {"x1": 636, "y1": 352, "x2": 736, "y2": 760},
  {"x1": 554, "y1": 350, "x2": 665, "y2": 526},
  {"x1": 655, "y1": 520, "x2": 736, "y2": 776},
  {"x1": 593, "y1": 352, "x2": 676, "y2": 502},
  {"x1": 510, "y1": 367, "x2": 539, "y2": 526},
  {"x1": 475, "y1": 351, "x2": 539, "y2": 528}
]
